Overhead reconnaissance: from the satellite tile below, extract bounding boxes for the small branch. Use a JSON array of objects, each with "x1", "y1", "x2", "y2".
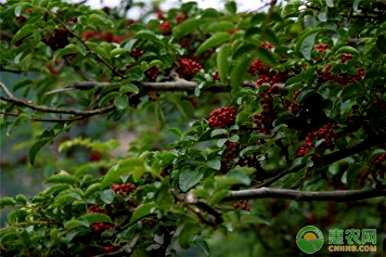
[
  {"x1": 225, "y1": 187, "x2": 386, "y2": 202},
  {"x1": 1, "y1": 81, "x2": 115, "y2": 116},
  {"x1": 46, "y1": 80, "x2": 234, "y2": 95},
  {"x1": 0, "y1": 111, "x2": 86, "y2": 123},
  {"x1": 93, "y1": 234, "x2": 140, "y2": 257}
]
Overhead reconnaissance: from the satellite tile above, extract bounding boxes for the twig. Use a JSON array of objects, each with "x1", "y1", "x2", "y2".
[
  {"x1": 1, "y1": 81, "x2": 115, "y2": 116},
  {"x1": 93, "y1": 234, "x2": 140, "y2": 257},
  {"x1": 0, "y1": 111, "x2": 85, "y2": 123},
  {"x1": 225, "y1": 187, "x2": 386, "y2": 201}
]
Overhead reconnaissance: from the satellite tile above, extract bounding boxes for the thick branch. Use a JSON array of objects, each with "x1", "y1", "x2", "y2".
[{"x1": 225, "y1": 187, "x2": 386, "y2": 201}]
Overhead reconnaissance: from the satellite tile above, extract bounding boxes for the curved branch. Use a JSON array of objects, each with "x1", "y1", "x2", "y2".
[
  {"x1": 1, "y1": 82, "x2": 115, "y2": 116},
  {"x1": 0, "y1": 111, "x2": 86, "y2": 123},
  {"x1": 225, "y1": 187, "x2": 386, "y2": 201}
]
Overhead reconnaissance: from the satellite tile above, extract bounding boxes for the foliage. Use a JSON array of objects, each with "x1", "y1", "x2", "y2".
[{"x1": 0, "y1": 0, "x2": 385, "y2": 256}]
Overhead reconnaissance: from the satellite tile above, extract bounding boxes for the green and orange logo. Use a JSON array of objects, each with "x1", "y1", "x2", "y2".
[{"x1": 296, "y1": 225, "x2": 325, "y2": 254}]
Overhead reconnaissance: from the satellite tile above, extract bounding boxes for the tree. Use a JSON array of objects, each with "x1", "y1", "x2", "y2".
[{"x1": 0, "y1": 0, "x2": 385, "y2": 256}]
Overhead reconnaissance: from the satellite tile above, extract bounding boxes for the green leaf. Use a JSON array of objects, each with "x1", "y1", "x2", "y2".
[
  {"x1": 179, "y1": 169, "x2": 204, "y2": 192},
  {"x1": 173, "y1": 18, "x2": 202, "y2": 39},
  {"x1": 217, "y1": 43, "x2": 232, "y2": 83},
  {"x1": 207, "y1": 21, "x2": 234, "y2": 33},
  {"x1": 353, "y1": 0, "x2": 362, "y2": 11},
  {"x1": 79, "y1": 213, "x2": 112, "y2": 224},
  {"x1": 255, "y1": 48, "x2": 276, "y2": 65},
  {"x1": 14, "y1": 194, "x2": 27, "y2": 205},
  {"x1": 102, "y1": 158, "x2": 146, "y2": 186},
  {"x1": 12, "y1": 24, "x2": 36, "y2": 44},
  {"x1": 54, "y1": 44, "x2": 83, "y2": 60},
  {"x1": 29, "y1": 139, "x2": 50, "y2": 165},
  {"x1": 225, "y1": 1, "x2": 237, "y2": 14},
  {"x1": 114, "y1": 94, "x2": 129, "y2": 110},
  {"x1": 0, "y1": 197, "x2": 16, "y2": 209},
  {"x1": 230, "y1": 55, "x2": 251, "y2": 93},
  {"x1": 85, "y1": 183, "x2": 103, "y2": 196},
  {"x1": 46, "y1": 172, "x2": 78, "y2": 185},
  {"x1": 130, "y1": 202, "x2": 157, "y2": 223},
  {"x1": 64, "y1": 219, "x2": 89, "y2": 230},
  {"x1": 100, "y1": 189, "x2": 114, "y2": 204},
  {"x1": 88, "y1": 13, "x2": 113, "y2": 28},
  {"x1": 120, "y1": 83, "x2": 139, "y2": 94},
  {"x1": 296, "y1": 28, "x2": 334, "y2": 60},
  {"x1": 111, "y1": 47, "x2": 130, "y2": 57},
  {"x1": 326, "y1": 0, "x2": 334, "y2": 7},
  {"x1": 196, "y1": 32, "x2": 231, "y2": 55},
  {"x1": 335, "y1": 46, "x2": 359, "y2": 55},
  {"x1": 206, "y1": 159, "x2": 221, "y2": 170}
]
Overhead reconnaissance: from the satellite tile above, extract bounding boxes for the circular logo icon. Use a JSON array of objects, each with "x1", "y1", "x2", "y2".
[{"x1": 296, "y1": 225, "x2": 324, "y2": 254}]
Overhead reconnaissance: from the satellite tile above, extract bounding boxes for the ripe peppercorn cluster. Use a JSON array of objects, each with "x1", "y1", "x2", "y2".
[
  {"x1": 373, "y1": 153, "x2": 386, "y2": 166},
  {"x1": 232, "y1": 200, "x2": 251, "y2": 211},
  {"x1": 145, "y1": 67, "x2": 160, "y2": 81},
  {"x1": 177, "y1": 58, "x2": 202, "y2": 78},
  {"x1": 297, "y1": 123, "x2": 336, "y2": 156},
  {"x1": 221, "y1": 141, "x2": 239, "y2": 172},
  {"x1": 88, "y1": 205, "x2": 106, "y2": 214},
  {"x1": 82, "y1": 31, "x2": 124, "y2": 44},
  {"x1": 319, "y1": 64, "x2": 366, "y2": 85},
  {"x1": 130, "y1": 48, "x2": 144, "y2": 58},
  {"x1": 91, "y1": 222, "x2": 114, "y2": 233},
  {"x1": 111, "y1": 183, "x2": 136, "y2": 195},
  {"x1": 208, "y1": 106, "x2": 237, "y2": 128},
  {"x1": 43, "y1": 27, "x2": 70, "y2": 50},
  {"x1": 253, "y1": 92, "x2": 276, "y2": 134}
]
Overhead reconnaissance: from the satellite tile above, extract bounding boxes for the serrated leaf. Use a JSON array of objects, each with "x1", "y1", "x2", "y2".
[
  {"x1": 196, "y1": 32, "x2": 231, "y2": 55},
  {"x1": 178, "y1": 169, "x2": 203, "y2": 192},
  {"x1": 79, "y1": 213, "x2": 112, "y2": 224},
  {"x1": 130, "y1": 202, "x2": 157, "y2": 223},
  {"x1": 173, "y1": 18, "x2": 202, "y2": 39},
  {"x1": 217, "y1": 43, "x2": 232, "y2": 83}
]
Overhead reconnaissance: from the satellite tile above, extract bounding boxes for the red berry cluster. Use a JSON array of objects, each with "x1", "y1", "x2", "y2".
[
  {"x1": 175, "y1": 12, "x2": 187, "y2": 23},
  {"x1": 88, "y1": 205, "x2": 106, "y2": 214},
  {"x1": 177, "y1": 58, "x2": 202, "y2": 78},
  {"x1": 297, "y1": 123, "x2": 336, "y2": 156},
  {"x1": 145, "y1": 67, "x2": 160, "y2": 81},
  {"x1": 255, "y1": 73, "x2": 285, "y2": 88},
  {"x1": 248, "y1": 59, "x2": 268, "y2": 75},
  {"x1": 253, "y1": 92, "x2": 276, "y2": 134},
  {"x1": 82, "y1": 31, "x2": 124, "y2": 44},
  {"x1": 89, "y1": 150, "x2": 102, "y2": 162},
  {"x1": 43, "y1": 27, "x2": 70, "y2": 50},
  {"x1": 320, "y1": 65, "x2": 366, "y2": 85},
  {"x1": 340, "y1": 53, "x2": 353, "y2": 63},
  {"x1": 91, "y1": 222, "x2": 113, "y2": 233},
  {"x1": 212, "y1": 71, "x2": 220, "y2": 81},
  {"x1": 260, "y1": 41, "x2": 274, "y2": 50},
  {"x1": 159, "y1": 21, "x2": 171, "y2": 35},
  {"x1": 221, "y1": 141, "x2": 239, "y2": 172},
  {"x1": 373, "y1": 153, "x2": 386, "y2": 166},
  {"x1": 208, "y1": 106, "x2": 237, "y2": 128},
  {"x1": 130, "y1": 48, "x2": 144, "y2": 58},
  {"x1": 314, "y1": 43, "x2": 329, "y2": 54},
  {"x1": 232, "y1": 200, "x2": 251, "y2": 211},
  {"x1": 103, "y1": 244, "x2": 119, "y2": 253},
  {"x1": 111, "y1": 183, "x2": 136, "y2": 195}
]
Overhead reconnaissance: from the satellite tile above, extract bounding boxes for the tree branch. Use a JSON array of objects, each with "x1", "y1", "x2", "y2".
[
  {"x1": 225, "y1": 187, "x2": 386, "y2": 201},
  {"x1": 46, "y1": 80, "x2": 233, "y2": 95},
  {"x1": 0, "y1": 111, "x2": 86, "y2": 123},
  {"x1": 256, "y1": 137, "x2": 381, "y2": 187},
  {"x1": 0, "y1": 82, "x2": 115, "y2": 116}
]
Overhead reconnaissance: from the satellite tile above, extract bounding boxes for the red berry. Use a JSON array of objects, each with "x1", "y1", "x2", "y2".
[
  {"x1": 340, "y1": 53, "x2": 353, "y2": 63},
  {"x1": 89, "y1": 151, "x2": 102, "y2": 162},
  {"x1": 156, "y1": 9, "x2": 165, "y2": 20},
  {"x1": 112, "y1": 35, "x2": 125, "y2": 44},
  {"x1": 103, "y1": 245, "x2": 117, "y2": 253},
  {"x1": 159, "y1": 21, "x2": 171, "y2": 35},
  {"x1": 88, "y1": 205, "x2": 105, "y2": 213},
  {"x1": 212, "y1": 71, "x2": 220, "y2": 81},
  {"x1": 248, "y1": 59, "x2": 268, "y2": 75},
  {"x1": 82, "y1": 31, "x2": 97, "y2": 41},
  {"x1": 176, "y1": 13, "x2": 187, "y2": 23},
  {"x1": 255, "y1": 75, "x2": 270, "y2": 87},
  {"x1": 208, "y1": 106, "x2": 237, "y2": 128},
  {"x1": 145, "y1": 67, "x2": 160, "y2": 81},
  {"x1": 260, "y1": 41, "x2": 274, "y2": 51},
  {"x1": 111, "y1": 183, "x2": 136, "y2": 194},
  {"x1": 177, "y1": 58, "x2": 202, "y2": 78},
  {"x1": 314, "y1": 43, "x2": 329, "y2": 54},
  {"x1": 356, "y1": 67, "x2": 366, "y2": 79},
  {"x1": 130, "y1": 48, "x2": 144, "y2": 58},
  {"x1": 43, "y1": 27, "x2": 70, "y2": 50}
]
